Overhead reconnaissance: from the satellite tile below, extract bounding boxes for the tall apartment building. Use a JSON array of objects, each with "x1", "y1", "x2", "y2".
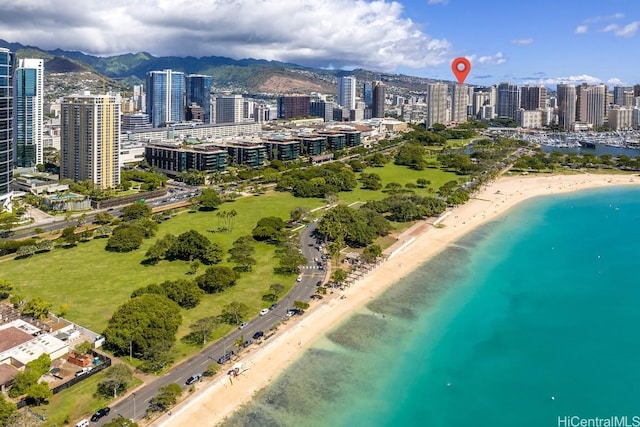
[
  {"x1": 425, "y1": 83, "x2": 448, "y2": 128},
  {"x1": 0, "y1": 48, "x2": 13, "y2": 211},
  {"x1": 14, "y1": 58, "x2": 44, "y2": 168},
  {"x1": 372, "y1": 81, "x2": 386, "y2": 118},
  {"x1": 277, "y1": 95, "x2": 310, "y2": 119},
  {"x1": 496, "y1": 82, "x2": 519, "y2": 119},
  {"x1": 520, "y1": 85, "x2": 546, "y2": 111},
  {"x1": 472, "y1": 90, "x2": 492, "y2": 118},
  {"x1": 214, "y1": 94, "x2": 244, "y2": 124},
  {"x1": 450, "y1": 84, "x2": 468, "y2": 123},
  {"x1": 60, "y1": 93, "x2": 121, "y2": 189},
  {"x1": 557, "y1": 84, "x2": 577, "y2": 131},
  {"x1": 337, "y1": 76, "x2": 357, "y2": 110},
  {"x1": 575, "y1": 83, "x2": 589, "y2": 122},
  {"x1": 186, "y1": 74, "x2": 212, "y2": 123},
  {"x1": 363, "y1": 82, "x2": 373, "y2": 106},
  {"x1": 146, "y1": 69, "x2": 185, "y2": 127},
  {"x1": 584, "y1": 84, "x2": 606, "y2": 128},
  {"x1": 613, "y1": 85, "x2": 633, "y2": 106},
  {"x1": 608, "y1": 107, "x2": 634, "y2": 131}
]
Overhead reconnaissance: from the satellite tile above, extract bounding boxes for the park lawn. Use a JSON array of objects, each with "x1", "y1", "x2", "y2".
[
  {"x1": 42, "y1": 370, "x2": 142, "y2": 427},
  {"x1": 0, "y1": 191, "x2": 323, "y2": 334},
  {"x1": 445, "y1": 137, "x2": 477, "y2": 148},
  {"x1": 337, "y1": 163, "x2": 463, "y2": 204}
]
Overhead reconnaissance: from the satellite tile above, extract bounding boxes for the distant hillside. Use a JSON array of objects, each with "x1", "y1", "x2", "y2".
[{"x1": 0, "y1": 39, "x2": 450, "y2": 95}]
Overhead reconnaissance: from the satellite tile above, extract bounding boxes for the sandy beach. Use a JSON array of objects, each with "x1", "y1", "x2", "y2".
[{"x1": 152, "y1": 172, "x2": 639, "y2": 427}]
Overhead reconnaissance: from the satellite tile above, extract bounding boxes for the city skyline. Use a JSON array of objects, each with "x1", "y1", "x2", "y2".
[{"x1": 1, "y1": 1, "x2": 639, "y2": 87}]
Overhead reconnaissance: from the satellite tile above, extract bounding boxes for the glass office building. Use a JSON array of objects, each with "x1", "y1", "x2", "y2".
[
  {"x1": 146, "y1": 69, "x2": 185, "y2": 128},
  {"x1": 0, "y1": 48, "x2": 14, "y2": 211},
  {"x1": 14, "y1": 58, "x2": 44, "y2": 167},
  {"x1": 186, "y1": 74, "x2": 212, "y2": 124}
]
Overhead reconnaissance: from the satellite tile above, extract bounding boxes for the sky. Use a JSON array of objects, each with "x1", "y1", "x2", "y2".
[{"x1": 1, "y1": 0, "x2": 639, "y2": 87}]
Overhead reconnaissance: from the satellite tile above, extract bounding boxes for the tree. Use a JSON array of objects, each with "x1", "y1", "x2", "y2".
[
  {"x1": 187, "y1": 316, "x2": 221, "y2": 346},
  {"x1": 252, "y1": 217, "x2": 286, "y2": 244},
  {"x1": 275, "y1": 241, "x2": 307, "y2": 274},
  {"x1": 195, "y1": 266, "x2": 239, "y2": 294},
  {"x1": 293, "y1": 300, "x2": 310, "y2": 311},
  {"x1": 166, "y1": 230, "x2": 221, "y2": 264},
  {"x1": 106, "y1": 225, "x2": 144, "y2": 252},
  {"x1": 0, "y1": 279, "x2": 13, "y2": 299},
  {"x1": 103, "y1": 294, "x2": 182, "y2": 361},
  {"x1": 269, "y1": 283, "x2": 285, "y2": 300},
  {"x1": 362, "y1": 244, "x2": 383, "y2": 264},
  {"x1": 98, "y1": 364, "x2": 134, "y2": 398},
  {"x1": 220, "y1": 301, "x2": 250, "y2": 325},
  {"x1": 203, "y1": 362, "x2": 219, "y2": 377},
  {"x1": 8, "y1": 370, "x2": 39, "y2": 398},
  {"x1": 4, "y1": 411, "x2": 40, "y2": 427},
  {"x1": 103, "y1": 418, "x2": 139, "y2": 427},
  {"x1": 61, "y1": 226, "x2": 80, "y2": 246},
  {"x1": 21, "y1": 297, "x2": 52, "y2": 320},
  {"x1": 26, "y1": 354, "x2": 51, "y2": 377},
  {"x1": 289, "y1": 207, "x2": 309, "y2": 223},
  {"x1": 0, "y1": 394, "x2": 17, "y2": 426},
  {"x1": 121, "y1": 203, "x2": 152, "y2": 222},
  {"x1": 228, "y1": 236, "x2": 256, "y2": 272},
  {"x1": 75, "y1": 341, "x2": 92, "y2": 355},
  {"x1": 150, "y1": 383, "x2": 182, "y2": 411},
  {"x1": 143, "y1": 234, "x2": 177, "y2": 265},
  {"x1": 95, "y1": 225, "x2": 112, "y2": 238},
  {"x1": 331, "y1": 268, "x2": 348, "y2": 285},
  {"x1": 94, "y1": 212, "x2": 113, "y2": 225},
  {"x1": 198, "y1": 189, "x2": 223, "y2": 211},
  {"x1": 25, "y1": 382, "x2": 52, "y2": 405},
  {"x1": 359, "y1": 173, "x2": 382, "y2": 190},
  {"x1": 416, "y1": 178, "x2": 430, "y2": 188},
  {"x1": 15, "y1": 245, "x2": 37, "y2": 258},
  {"x1": 35, "y1": 240, "x2": 53, "y2": 252}
]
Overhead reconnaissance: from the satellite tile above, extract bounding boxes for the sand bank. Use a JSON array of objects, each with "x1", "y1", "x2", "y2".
[{"x1": 152, "y1": 173, "x2": 639, "y2": 427}]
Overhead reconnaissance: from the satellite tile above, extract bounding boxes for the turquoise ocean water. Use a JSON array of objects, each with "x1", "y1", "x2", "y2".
[{"x1": 223, "y1": 187, "x2": 640, "y2": 427}]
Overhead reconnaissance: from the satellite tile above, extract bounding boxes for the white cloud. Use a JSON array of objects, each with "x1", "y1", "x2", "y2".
[
  {"x1": 428, "y1": 0, "x2": 449, "y2": 4},
  {"x1": 615, "y1": 21, "x2": 640, "y2": 37},
  {"x1": 511, "y1": 38, "x2": 533, "y2": 45},
  {"x1": 524, "y1": 74, "x2": 604, "y2": 86},
  {"x1": 584, "y1": 12, "x2": 624, "y2": 24},
  {"x1": 601, "y1": 24, "x2": 619, "y2": 33},
  {"x1": 575, "y1": 25, "x2": 588, "y2": 34},
  {"x1": 475, "y1": 52, "x2": 507, "y2": 65},
  {"x1": 0, "y1": 0, "x2": 451, "y2": 71},
  {"x1": 607, "y1": 78, "x2": 626, "y2": 86}
]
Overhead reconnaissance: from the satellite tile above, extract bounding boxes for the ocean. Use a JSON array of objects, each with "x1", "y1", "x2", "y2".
[{"x1": 222, "y1": 186, "x2": 640, "y2": 427}]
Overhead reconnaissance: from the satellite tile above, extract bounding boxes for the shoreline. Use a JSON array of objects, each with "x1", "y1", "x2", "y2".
[{"x1": 152, "y1": 173, "x2": 640, "y2": 427}]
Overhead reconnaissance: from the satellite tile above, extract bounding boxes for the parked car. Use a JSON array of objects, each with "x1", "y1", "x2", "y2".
[
  {"x1": 296, "y1": 275, "x2": 303, "y2": 282},
  {"x1": 217, "y1": 352, "x2": 233, "y2": 364},
  {"x1": 90, "y1": 407, "x2": 110, "y2": 422},
  {"x1": 238, "y1": 322, "x2": 248, "y2": 330},
  {"x1": 259, "y1": 308, "x2": 269, "y2": 316},
  {"x1": 243, "y1": 338, "x2": 253, "y2": 347},
  {"x1": 185, "y1": 373, "x2": 202, "y2": 385},
  {"x1": 287, "y1": 308, "x2": 303, "y2": 317},
  {"x1": 252, "y1": 330, "x2": 264, "y2": 340},
  {"x1": 269, "y1": 302, "x2": 279, "y2": 310}
]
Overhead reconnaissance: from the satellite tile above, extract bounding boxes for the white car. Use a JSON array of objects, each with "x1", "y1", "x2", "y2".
[
  {"x1": 296, "y1": 275, "x2": 303, "y2": 282},
  {"x1": 259, "y1": 308, "x2": 269, "y2": 316}
]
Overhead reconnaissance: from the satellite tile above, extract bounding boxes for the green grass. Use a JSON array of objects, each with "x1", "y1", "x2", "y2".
[{"x1": 0, "y1": 192, "x2": 324, "y2": 334}]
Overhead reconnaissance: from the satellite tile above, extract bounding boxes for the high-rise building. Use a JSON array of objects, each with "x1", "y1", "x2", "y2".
[
  {"x1": 121, "y1": 113, "x2": 151, "y2": 132},
  {"x1": 363, "y1": 82, "x2": 373, "y2": 106},
  {"x1": 277, "y1": 95, "x2": 310, "y2": 119},
  {"x1": 425, "y1": 83, "x2": 448, "y2": 128},
  {"x1": 520, "y1": 85, "x2": 547, "y2": 111},
  {"x1": 575, "y1": 83, "x2": 589, "y2": 122},
  {"x1": 146, "y1": 69, "x2": 185, "y2": 127},
  {"x1": 214, "y1": 94, "x2": 244, "y2": 124},
  {"x1": 450, "y1": 84, "x2": 468, "y2": 123},
  {"x1": 310, "y1": 100, "x2": 336, "y2": 122},
  {"x1": 613, "y1": 85, "x2": 633, "y2": 106},
  {"x1": 337, "y1": 76, "x2": 357, "y2": 110},
  {"x1": 496, "y1": 82, "x2": 519, "y2": 119},
  {"x1": 186, "y1": 74, "x2": 212, "y2": 123},
  {"x1": 557, "y1": 84, "x2": 577, "y2": 131},
  {"x1": 0, "y1": 48, "x2": 14, "y2": 212},
  {"x1": 133, "y1": 84, "x2": 145, "y2": 111},
  {"x1": 372, "y1": 81, "x2": 386, "y2": 118},
  {"x1": 584, "y1": 84, "x2": 606, "y2": 128},
  {"x1": 14, "y1": 58, "x2": 44, "y2": 168},
  {"x1": 60, "y1": 93, "x2": 121, "y2": 189}
]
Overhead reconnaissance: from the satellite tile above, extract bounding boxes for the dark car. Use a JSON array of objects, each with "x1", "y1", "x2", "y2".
[
  {"x1": 216, "y1": 351, "x2": 235, "y2": 364},
  {"x1": 90, "y1": 407, "x2": 110, "y2": 422},
  {"x1": 269, "y1": 302, "x2": 279, "y2": 310},
  {"x1": 185, "y1": 373, "x2": 202, "y2": 385},
  {"x1": 252, "y1": 330, "x2": 264, "y2": 340}
]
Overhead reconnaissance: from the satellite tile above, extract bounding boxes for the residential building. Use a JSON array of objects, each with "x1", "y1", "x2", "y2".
[
  {"x1": 337, "y1": 76, "x2": 357, "y2": 110},
  {"x1": 372, "y1": 81, "x2": 386, "y2": 118},
  {"x1": 575, "y1": 83, "x2": 589, "y2": 122},
  {"x1": 186, "y1": 74, "x2": 212, "y2": 123},
  {"x1": 496, "y1": 82, "x2": 519, "y2": 120},
  {"x1": 557, "y1": 84, "x2": 576, "y2": 131},
  {"x1": 263, "y1": 137, "x2": 302, "y2": 161},
  {"x1": 14, "y1": 58, "x2": 44, "y2": 168},
  {"x1": 613, "y1": 85, "x2": 633, "y2": 106},
  {"x1": 212, "y1": 141, "x2": 266, "y2": 167},
  {"x1": 584, "y1": 84, "x2": 606, "y2": 128},
  {"x1": 122, "y1": 122, "x2": 261, "y2": 143},
  {"x1": 186, "y1": 103, "x2": 205, "y2": 123},
  {"x1": 145, "y1": 141, "x2": 227, "y2": 175},
  {"x1": 60, "y1": 93, "x2": 121, "y2": 189},
  {"x1": 425, "y1": 83, "x2": 448, "y2": 128},
  {"x1": 363, "y1": 82, "x2": 373, "y2": 106},
  {"x1": 607, "y1": 107, "x2": 634, "y2": 130},
  {"x1": 516, "y1": 109, "x2": 543, "y2": 128},
  {"x1": 277, "y1": 95, "x2": 310, "y2": 120},
  {"x1": 0, "y1": 48, "x2": 13, "y2": 211},
  {"x1": 214, "y1": 94, "x2": 244, "y2": 124},
  {"x1": 450, "y1": 84, "x2": 468, "y2": 123},
  {"x1": 146, "y1": 69, "x2": 185, "y2": 127},
  {"x1": 520, "y1": 85, "x2": 547, "y2": 111},
  {"x1": 472, "y1": 90, "x2": 492, "y2": 118}
]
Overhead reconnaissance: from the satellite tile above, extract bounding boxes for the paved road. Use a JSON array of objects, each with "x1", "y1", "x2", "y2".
[{"x1": 96, "y1": 223, "x2": 327, "y2": 425}]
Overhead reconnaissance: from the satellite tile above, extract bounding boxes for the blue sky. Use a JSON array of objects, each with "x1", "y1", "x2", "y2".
[
  {"x1": 1, "y1": 0, "x2": 638, "y2": 87},
  {"x1": 402, "y1": 0, "x2": 640, "y2": 86}
]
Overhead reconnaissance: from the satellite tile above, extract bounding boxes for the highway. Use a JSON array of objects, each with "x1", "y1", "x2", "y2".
[{"x1": 96, "y1": 222, "x2": 327, "y2": 425}]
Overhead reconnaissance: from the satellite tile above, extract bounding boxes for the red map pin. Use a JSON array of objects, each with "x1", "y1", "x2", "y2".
[{"x1": 451, "y1": 57, "x2": 471, "y2": 85}]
